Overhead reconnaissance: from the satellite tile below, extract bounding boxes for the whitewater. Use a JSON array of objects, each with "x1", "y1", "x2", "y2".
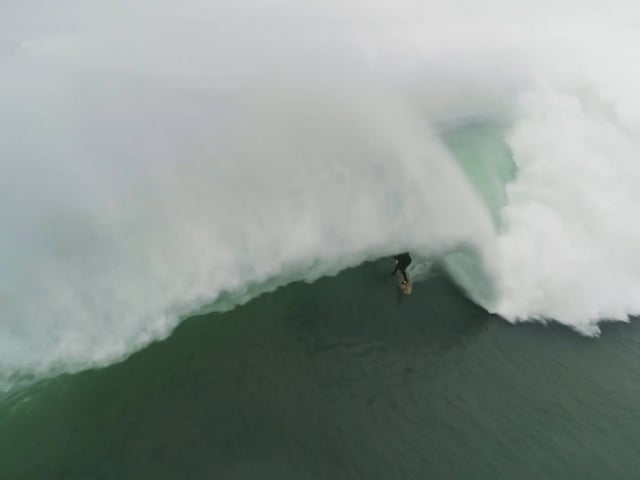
[{"x1": 2, "y1": 0, "x2": 640, "y2": 389}]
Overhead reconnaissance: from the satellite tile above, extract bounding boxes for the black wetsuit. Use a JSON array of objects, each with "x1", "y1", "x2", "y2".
[{"x1": 393, "y1": 253, "x2": 412, "y2": 283}]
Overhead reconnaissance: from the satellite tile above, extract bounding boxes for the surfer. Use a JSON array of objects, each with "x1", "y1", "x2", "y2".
[{"x1": 392, "y1": 253, "x2": 412, "y2": 284}]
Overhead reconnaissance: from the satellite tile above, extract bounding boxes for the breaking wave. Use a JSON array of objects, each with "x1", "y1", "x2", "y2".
[{"x1": 2, "y1": 0, "x2": 640, "y2": 389}]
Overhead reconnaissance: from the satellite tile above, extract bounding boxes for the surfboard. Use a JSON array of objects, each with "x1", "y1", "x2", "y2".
[{"x1": 396, "y1": 270, "x2": 413, "y2": 295}]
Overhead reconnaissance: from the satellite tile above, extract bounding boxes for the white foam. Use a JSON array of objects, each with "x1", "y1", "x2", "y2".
[{"x1": 494, "y1": 84, "x2": 640, "y2": 335}]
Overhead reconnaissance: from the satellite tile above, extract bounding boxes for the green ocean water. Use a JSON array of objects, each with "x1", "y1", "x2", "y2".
[{"x1": 2, "y1": 260, "x2": 640, "y2": 480}]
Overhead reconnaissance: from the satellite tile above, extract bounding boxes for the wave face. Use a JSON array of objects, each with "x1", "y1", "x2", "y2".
[{"x1": 2, "y1": 0, "x2": 640, "y2": 387}]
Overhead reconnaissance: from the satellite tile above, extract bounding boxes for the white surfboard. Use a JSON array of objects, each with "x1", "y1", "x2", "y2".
[{"x1": 396, "y1": 270, "x2": 413, "y2": 295}]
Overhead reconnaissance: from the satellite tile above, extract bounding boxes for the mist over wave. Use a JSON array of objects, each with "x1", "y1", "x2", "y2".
[{"x1": 2, "y1": 0, "x2": 640, "y2": 387}]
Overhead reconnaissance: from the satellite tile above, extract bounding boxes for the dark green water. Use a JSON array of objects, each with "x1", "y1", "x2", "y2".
[{"x1": 2, "y1": 260, "x2": 640, "y2": 479}]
